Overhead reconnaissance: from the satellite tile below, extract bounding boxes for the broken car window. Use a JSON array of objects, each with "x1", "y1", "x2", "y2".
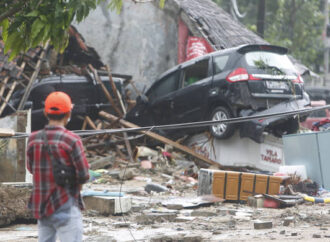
[
  {"x1": 183, "y1": 59, "x2": 209, "y2": 87},
  {"x1": 148, "y1": 70, "x2": 180, "y2": 102},
  {"x1": 213, "y1": 55, "x2": 229, "y2": 74},
  {"x1": 245, "y1": 51, "x2": 295, "y2": 72}
]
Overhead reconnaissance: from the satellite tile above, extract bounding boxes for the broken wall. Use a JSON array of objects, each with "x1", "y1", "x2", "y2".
[
  {"x1": 75, "y1": 1, "x2": 179, "y2": 89},
  {"x1": 0, "y1": 111, "x2": 31, "y2": 182}
]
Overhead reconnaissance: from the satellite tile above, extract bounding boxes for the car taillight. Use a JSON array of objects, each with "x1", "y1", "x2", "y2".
[
  {"x1": 226, "y1": 68, "x2": 261, "y2": 82},
  {"x1": 292, "y1": 74, "x2": 304, "y2": 84}
]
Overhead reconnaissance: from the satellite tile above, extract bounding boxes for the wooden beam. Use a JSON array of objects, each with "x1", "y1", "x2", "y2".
[
  {"x1": 18, "y1": 42, "x2": 49, "y2": 110},
  {"x1": 105, "y1": 65, "x2": 134, "y2": 163},
  {"x1": 85, "y1": 116, "x2": 98, "y2": 130},
  {"x1": 0, "y1": 128, "x2": 15, "y2": 137},
  {"x1": 98, "y1": 111, "x2": 222, "y2": 168},
  {"x1": 0, "y1": 82, "x2": 17, "y2": 115},
  {"x1": 88, "y1": 64, "x2": 123, "y2": 116},
  {"x1": 106, "y1": 65, "x2": 123, "y2": 112}
]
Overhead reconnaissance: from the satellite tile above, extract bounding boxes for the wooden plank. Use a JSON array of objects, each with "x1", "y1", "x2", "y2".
[
  {"x1": 0, "y1": 82, "x2": 17, "y2": 115},
  {"x1": 88, "y1": 64, "x2": 122, "y2": 116},
  {"x1": 85, "y1": 116, "x2": 98, "y2": 130},
  {"x1": 0, "y1": 76, "x2": 10, "y2": 97},
  {"x1": 82, "y1": 118, "x2": 88, "y2": 130},
  {"x1": 106, "y1": 65, "x2": 123, "y2": 111},
  {"x1": 105, "y1": 65, "x2": 134, "y2": 163},
  {"x1": 0, "y1": 128, "x2": 15, "y2": 137},
  {"x1": 98, "y1": 111, "x2": 222, "y2": 168},
  {"x1": 18, "y1": 42, "x2": 50, "y2": 110}
]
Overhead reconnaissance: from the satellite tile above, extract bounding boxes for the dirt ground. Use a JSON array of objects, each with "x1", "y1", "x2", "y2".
[{"x1": 1, "y1": 166, "x2": 330, "y2": 242}]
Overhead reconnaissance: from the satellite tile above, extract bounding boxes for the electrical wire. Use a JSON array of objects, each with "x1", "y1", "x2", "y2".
[
  {"x1": 4, "y1": 104, "x2": 330, "y2": 139},
  {"x1": 4, "y1": 105, "x2": 328, "y2": 241},
  {"x1": 117, "y1": 125, "x2": 155, "y2": 242}
]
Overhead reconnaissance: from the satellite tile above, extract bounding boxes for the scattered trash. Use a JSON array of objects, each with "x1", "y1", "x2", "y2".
[
  {"x1": 81, "y1": 190, "x2": 125, "y2": 197},
  {"x1": 145, "y1": 183, "x2": 169, "y2": 194},
  {"x1": 254, "y1": 221, "x2": 273, "y2": 230}
]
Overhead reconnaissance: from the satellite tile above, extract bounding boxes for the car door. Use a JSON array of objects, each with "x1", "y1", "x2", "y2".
[
  {"x1": 170, "y1": 58, "x2": 212, "y2": 124},
  {"x1": 146, "y1": 69, "x2": 181, "y2": 125}
]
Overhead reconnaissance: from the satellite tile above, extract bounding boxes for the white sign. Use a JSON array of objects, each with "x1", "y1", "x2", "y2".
[{"x1": 260, "y1": 144, "x2": 283, "y2": 165}]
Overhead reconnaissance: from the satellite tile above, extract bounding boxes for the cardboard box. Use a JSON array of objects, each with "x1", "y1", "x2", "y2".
[{"x1": 198, "y1": 169, "x2": 282, "y2": 201}]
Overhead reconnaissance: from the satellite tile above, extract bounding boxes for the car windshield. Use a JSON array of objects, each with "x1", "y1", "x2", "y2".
[{"x1": 245, "y1": 51, "x2": 296, "y2": 73}]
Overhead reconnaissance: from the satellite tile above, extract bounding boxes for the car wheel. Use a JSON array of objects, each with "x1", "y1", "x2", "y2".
[{"x1": 209, "y1": 106, "x2": 235, "y2": 139}]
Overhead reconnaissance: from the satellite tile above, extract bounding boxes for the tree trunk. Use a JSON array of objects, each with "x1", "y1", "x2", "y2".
[
  {"x1": 257, "y1": 0, "x2": 266, "y2": 38},
  {"x1": 289, "y1": 0, "x2": 296, "y2": 47}
]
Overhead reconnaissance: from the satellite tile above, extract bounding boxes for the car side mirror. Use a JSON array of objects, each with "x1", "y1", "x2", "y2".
[{"x1": 24, "y1": 101, "x2": 33, "y2": 110}]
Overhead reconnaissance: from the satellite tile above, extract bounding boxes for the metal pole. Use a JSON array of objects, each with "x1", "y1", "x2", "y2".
[{"x1": 324, "y1": 0, "x2": 329, "y2": 86}]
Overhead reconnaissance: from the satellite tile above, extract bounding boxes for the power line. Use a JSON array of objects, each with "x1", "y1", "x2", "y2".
[{"x1": 3, "y1": 104, "x2": 330, "y2": 139}]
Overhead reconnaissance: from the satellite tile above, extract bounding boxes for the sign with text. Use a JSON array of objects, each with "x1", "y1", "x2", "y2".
[{"x1": 260, "y1": 144, "x2": 283, "y2": 165}]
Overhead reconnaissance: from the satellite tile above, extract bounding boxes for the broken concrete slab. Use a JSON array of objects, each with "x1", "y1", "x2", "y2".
[
  {"x1": 83, "y1": 196, "x2": 132, "y2": 215},
  {"x1": 254, "y1": 221, "x2": 273, "y2": 230},
  {"x1": 283, "y1": 217, "x2": 295, "y2": 226},
  {"x1": 175, "y1": 216, "x2": 196, "y2": 222},
  {"x1": 89, "y1": 155, "x2": 115, "y2": 170},
  {"x1": 161, "y1": 196, "x2": 218, "y2": 209},
  {"x1": 145, "y1": 183, "x2": 169, "y2": 193},
  {"x1": 191, "y1": 210, "x2": 217, "y2": 217},
  {"x1": 136, "y1": 212, "x2": 177, "y2": 225},
  {"x1": 118, "y1": 168, "x2": 137, "y2": 180},
  {"x1": 0, "y1": 111, "x2": 31, "y2": 183},
  {"x1": 0, "y1": 183, "x2": 34, "y2": 226},
  {"x1": 248, "y1": 195, "x2": 264, "y2": 208}
]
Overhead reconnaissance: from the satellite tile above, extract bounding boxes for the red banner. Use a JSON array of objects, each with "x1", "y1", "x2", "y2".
[{"x1": 186, "y1": 36, "x2": 214, "y2": 61}]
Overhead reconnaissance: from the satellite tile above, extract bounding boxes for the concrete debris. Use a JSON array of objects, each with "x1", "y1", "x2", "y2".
[
  {"x1": 247, "y1": 195, "x2": 264, "y2": 208},
  {"x1": 83, "y1": 196, "x2": 132, "y2": 215},
  {"x1": 283, "y1": 217, "x2": 295, "y2": 226},
  {"x1": 89, "y1": 155, "x2": 115, "y2": 170},
  {"x1": 191, "y1": 210, "x2": 217, "y2": 217},
  {"x1": 118, "y1": 168, "x2": 137, "y2": 181},
  {"x1": 0, "y1": 183, "x2": 34, "y2": 226},
  {"x1": 149, "y1": 234, "x2": 204, "y2": 242},
  {"x1": 254, "y1": 221, "x2": 273, "y2": 230},
  {"x1": 136, "y1": 212, "x2": 177, "y2": 225},
  {"x1": 145, "y1": 183, "x2": 169, "y2": 194},
  {"x1": 174, "y1": 216, "x2": 196, "y2": 222}
]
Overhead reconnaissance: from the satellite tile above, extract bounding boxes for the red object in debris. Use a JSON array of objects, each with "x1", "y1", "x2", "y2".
[
  {"x1": 140, "y1": 160, "x2": 152, "y2": 169},
  {"x1": 178, "y1": 19, "x2": 189, "y2": 64},
  {"x1": 178, "y1": 175, "x2": 198, "y2": 184},
  {"x1": 186, "y1": 36, "x2": 214, "y2": 61},
  {"x1": 162, "y1": 151, "x2": 172, "y2": 158},
  {"x1": 263, "y1": 198, "x2": 280, "y2": 208},
  {"x1": 300, "y1": 100, "x2": 330, "y2": 130}
]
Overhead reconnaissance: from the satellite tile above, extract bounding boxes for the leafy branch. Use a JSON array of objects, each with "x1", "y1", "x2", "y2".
[{"x1": 0, "y1": 0, "x2": 166, "y2": 60}]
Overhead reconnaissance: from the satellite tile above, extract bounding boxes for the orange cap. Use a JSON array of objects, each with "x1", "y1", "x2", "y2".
[{"x1": 44, "y1": 91, "x2": 73, "y2": 114}]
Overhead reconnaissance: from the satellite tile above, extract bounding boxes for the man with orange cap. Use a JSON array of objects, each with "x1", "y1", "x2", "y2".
[{"x1": 27, "y1": 91, "x2": 89, "y2": 242}]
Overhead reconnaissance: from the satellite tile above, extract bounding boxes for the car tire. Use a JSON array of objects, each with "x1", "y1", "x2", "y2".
[{"x1": 209, "y1": 106, "x2": 235, "y2": 139}]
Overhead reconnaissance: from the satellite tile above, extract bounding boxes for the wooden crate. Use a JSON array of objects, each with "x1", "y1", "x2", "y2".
[{"x1": 198, "y1": 169, "x2": 282, "y2": 201}]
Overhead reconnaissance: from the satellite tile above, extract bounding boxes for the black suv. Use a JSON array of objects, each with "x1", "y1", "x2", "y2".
[
  {"x1": 4, "y1": 73, "x2": 128, "y2": 131},
  {"x1": 126, "y1": 44, "x2": 310, "y2": 143}
]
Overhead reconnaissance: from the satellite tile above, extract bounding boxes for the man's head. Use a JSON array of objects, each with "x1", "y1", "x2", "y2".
[{"x1": 44, "y1": 91, "x2": 73, "y2": 125}]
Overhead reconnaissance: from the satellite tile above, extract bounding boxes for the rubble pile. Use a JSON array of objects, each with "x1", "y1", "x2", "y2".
[{"x1": 0, "y1": 184, "x2": 33, "y2": 227}]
